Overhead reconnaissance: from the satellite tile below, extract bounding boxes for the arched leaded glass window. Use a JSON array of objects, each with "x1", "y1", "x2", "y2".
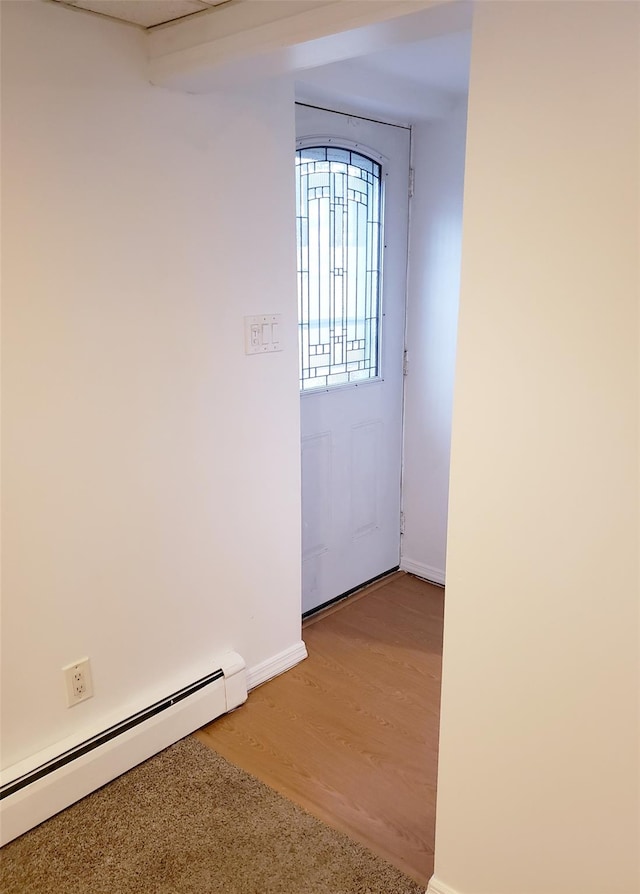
[{"x1": 295, "y1": 146, "x2": 383, "y2": 391}]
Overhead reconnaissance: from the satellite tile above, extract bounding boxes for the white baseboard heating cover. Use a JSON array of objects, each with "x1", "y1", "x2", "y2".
[{"x1": 0, "y1": 650, "x2": 247, "y2": 847}]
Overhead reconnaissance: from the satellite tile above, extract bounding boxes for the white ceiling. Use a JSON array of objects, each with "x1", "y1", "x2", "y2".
[
  {"x1": 360, "y1": 30, "x2": 472, "y2": 97},
  {"x1": 49, "y1": 0, "x2": 231, "y2": 29},
  {"x1": 295, "y1": 29, "x2": 472, "y2": 125}
]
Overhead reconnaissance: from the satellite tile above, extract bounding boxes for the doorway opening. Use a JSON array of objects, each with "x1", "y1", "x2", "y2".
[{"x1": 294, "y1": 28, "x2": 470, "y2": 610}]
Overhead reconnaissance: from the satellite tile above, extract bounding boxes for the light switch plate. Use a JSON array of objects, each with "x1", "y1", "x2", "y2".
[{"x1": 244, "y1": 314, "x2": 283, "y2": 354}]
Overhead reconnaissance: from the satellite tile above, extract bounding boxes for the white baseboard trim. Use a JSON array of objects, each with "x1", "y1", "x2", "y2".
[
  {"x1": 426, "y1": 877, "x2": 460, "y2": 894},
  {"x1": 246, "y1": 640, "x2": 308, "y2": 690},
  {"x1": 400, "y1": 558, "x2": 445, "y2": 586}
]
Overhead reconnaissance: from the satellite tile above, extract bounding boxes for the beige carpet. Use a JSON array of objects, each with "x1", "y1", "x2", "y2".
[{"x1": 0, "y1": 736, "x2": 424, "y2": 894}]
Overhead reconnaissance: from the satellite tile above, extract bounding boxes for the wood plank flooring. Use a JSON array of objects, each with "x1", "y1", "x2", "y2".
[{"x1": 196, "y1": 571, "x2": 444, "y2": 887}]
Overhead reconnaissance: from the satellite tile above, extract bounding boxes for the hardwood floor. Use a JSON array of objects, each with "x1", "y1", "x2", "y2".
[{"x1": 196, "y1": 571, "x2": 444, "y2": 887}]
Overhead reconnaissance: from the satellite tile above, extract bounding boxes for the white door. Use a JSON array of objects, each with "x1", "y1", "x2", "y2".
[{"x1": 296, "y1": 105, "x2": 410, "y2": 615}]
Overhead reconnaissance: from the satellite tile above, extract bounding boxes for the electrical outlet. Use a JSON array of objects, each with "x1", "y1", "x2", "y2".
[{"x1": 63, "y1": 657, "x2": 93, "y2": 707}]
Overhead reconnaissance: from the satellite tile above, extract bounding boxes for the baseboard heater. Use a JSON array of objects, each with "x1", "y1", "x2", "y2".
[{"x1": 0, "y1": 650, "x2": 247, "y2": 847}]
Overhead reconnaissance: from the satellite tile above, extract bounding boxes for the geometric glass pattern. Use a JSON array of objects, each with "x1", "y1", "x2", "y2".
[{"x1": 295, "y1": 146, "x2": 383, "y2": 391}]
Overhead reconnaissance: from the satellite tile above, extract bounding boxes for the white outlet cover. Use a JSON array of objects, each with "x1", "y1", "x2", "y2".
[{"x1": 62, "y1": 657, "x2": 93, "y2": 707}]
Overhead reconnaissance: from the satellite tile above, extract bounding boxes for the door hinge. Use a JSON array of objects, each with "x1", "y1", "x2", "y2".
[
  {"x1": 408, "y1": 168, "x2": 415, "y2": 198},
  {"x1": 400, "y1": 511, "x2": 405, "y2": 535},
  {"x1": 403, "y1": 349, "x2": 409, "y2": 376}
]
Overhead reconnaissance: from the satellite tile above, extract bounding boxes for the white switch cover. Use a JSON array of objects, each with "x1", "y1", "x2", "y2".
[{"x1": 244, "y1": 315, "x2": 283, "y2": 354}]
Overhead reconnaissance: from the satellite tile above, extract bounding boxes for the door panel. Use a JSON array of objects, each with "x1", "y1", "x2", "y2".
[
  {"x1": 350, "y1": 420, "x2": 381, "y2": 539},
  {"x1": 301, "y1": 432, "x2": 332, "y2": 559},
  {"x1": 297, "y1": 105, "x2": 410, "y2": 614}
]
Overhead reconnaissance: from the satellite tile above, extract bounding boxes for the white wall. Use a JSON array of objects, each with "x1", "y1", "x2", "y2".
[
  {"x1": 1, "y1": 0, "x2": 302, "y2": 770},
  {"x1": 401, "y1": 102, "x2": 467, "y2": 585},
  {"x1": 432, "y1": 3, "x2": 639, "y2": 894}
]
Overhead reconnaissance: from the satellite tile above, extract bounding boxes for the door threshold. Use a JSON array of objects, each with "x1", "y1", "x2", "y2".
[{"x1": 302, "y1": 567, "x2": 401, "y2": 627}]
